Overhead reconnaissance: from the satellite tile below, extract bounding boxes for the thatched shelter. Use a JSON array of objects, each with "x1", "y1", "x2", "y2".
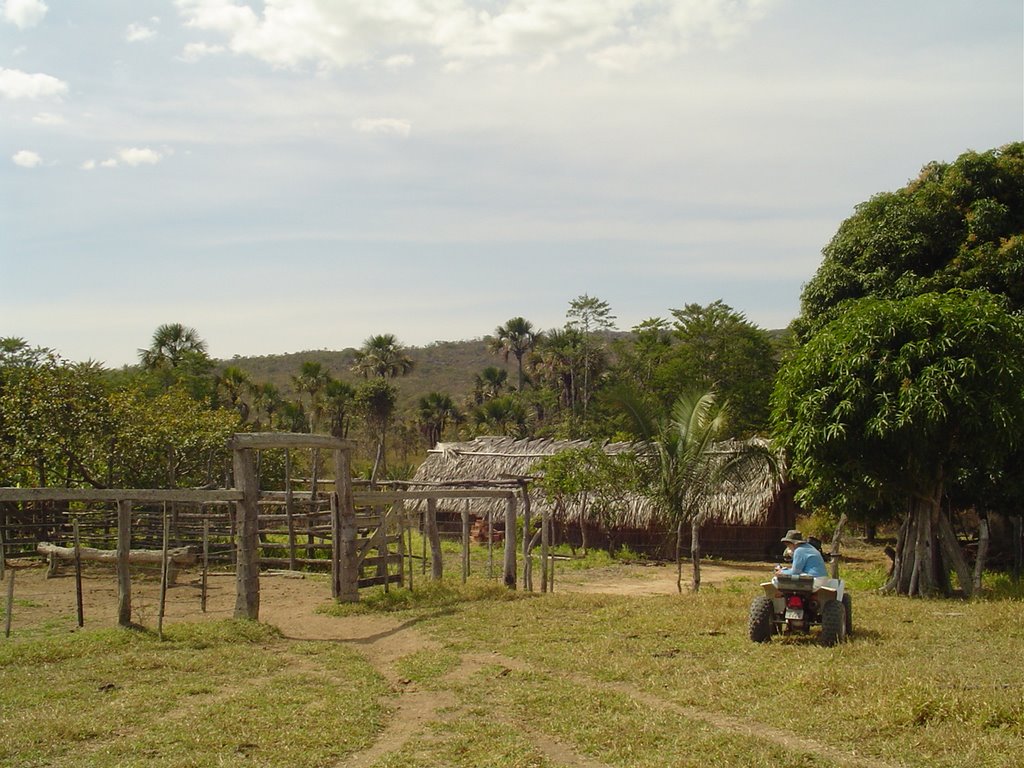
[{"x1": 409, "y1": 436, "x2": 799, "y2": 560}]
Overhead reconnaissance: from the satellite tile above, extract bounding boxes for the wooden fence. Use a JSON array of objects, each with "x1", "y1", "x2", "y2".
[{"x1": 1, "y1": 433, "x2": 556, "y2": 634}]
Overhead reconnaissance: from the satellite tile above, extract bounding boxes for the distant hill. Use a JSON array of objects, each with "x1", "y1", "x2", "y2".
[
  {"x1": 221, "y1": 339, "x2": 500, "y2": 413},
  {"x1": 220, "y1": 327, "x2": 793, "y2": 415}
]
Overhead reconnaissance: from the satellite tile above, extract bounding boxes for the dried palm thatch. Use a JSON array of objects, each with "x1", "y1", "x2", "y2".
[{"x1": 408, "y1": 436, "x2": 782, "y2": 529}]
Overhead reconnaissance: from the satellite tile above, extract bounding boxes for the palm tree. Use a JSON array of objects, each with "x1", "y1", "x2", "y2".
[
  {"x1": 490, "y1": 317, "x2": 542, "y2": 391},
  {"x1": 250, "y1": 382, "x2": 282, "y2": 429},
  {"x1": 351, "y1": 334, "x2": 414, "y2": 380},
  {"x1": 472, "y1": 395, "x2": 529, "y2": 438},
  {"x1": 324, "y1": 379, "x2": 355, "y2": 439},
  {"x1": 355, "y1": 379, "x2": 397, "y2": 482},
  {"x1": 138, "y1": 323, "x2": 207, "y2": 369},
  {"x1": 292, "y1": 361, "x2": 332, "y2": 433},
  {"x1": 622, "y1": 388, "x2": 777, "y2": 592},
  {"x1": 215, "y1": 366, "x2": 251, "y2": 421},
  {"x1": 472, "y1": 366, "x2": 508, "y2": 404},
  {"x1": 418, "y1": 391, "x2": 458, "y2": 448},
  {"x1": 533, "y1": 328, "x2": 582, "y2": 410}
]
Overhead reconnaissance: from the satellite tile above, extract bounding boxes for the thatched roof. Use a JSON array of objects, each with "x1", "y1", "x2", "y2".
[{"x1": 408, "y1": 436, "x2": 782, "y2": 528}]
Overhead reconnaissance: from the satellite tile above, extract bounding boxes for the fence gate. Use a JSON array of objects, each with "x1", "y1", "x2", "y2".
[{"x1": 353, "y1": 500, "x2": 405, "y2": 590}]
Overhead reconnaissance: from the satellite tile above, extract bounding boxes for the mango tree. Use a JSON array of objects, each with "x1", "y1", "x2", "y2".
[{"x1": 772, "y1": 291, "x2": 1024, "y2": 597}]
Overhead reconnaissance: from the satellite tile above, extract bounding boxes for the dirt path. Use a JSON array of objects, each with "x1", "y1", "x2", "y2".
[{"x1": 4, "y1": 563, "x2": 893, "y2": 768}]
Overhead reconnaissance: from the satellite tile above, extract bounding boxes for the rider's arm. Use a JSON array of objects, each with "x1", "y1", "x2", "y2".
[{"x1": 779, "y1": 547, "x2": 808, "y2": 576}]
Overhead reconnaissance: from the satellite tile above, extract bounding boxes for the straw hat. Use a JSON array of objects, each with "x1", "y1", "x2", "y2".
[{"x1": 780, "y1": 529, "x2": 805, "y2": 544}]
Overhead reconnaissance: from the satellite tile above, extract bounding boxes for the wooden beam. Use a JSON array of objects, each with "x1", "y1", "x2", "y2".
[
  {"x1": 0, "y1": 488, "x2": 242, "y2": 503},
  {"x1": 353, "y1": 489, "x2": 514, "y2": 504},
  {"x1": 228, "y1": 433, "x2": 356, "y2": 452}
]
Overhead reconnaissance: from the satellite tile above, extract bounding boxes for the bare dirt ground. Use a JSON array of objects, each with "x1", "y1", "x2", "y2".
[{"x1": 3, "y1": 559, "x2": 892, "y2": 768}]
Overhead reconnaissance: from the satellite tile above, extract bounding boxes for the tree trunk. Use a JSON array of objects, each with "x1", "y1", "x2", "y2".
[
  {"x1": 690, "y1": 519, "x2": 702, "y2": 593},
  {"x1": 882, "y1": 488, "x2": 973, "y2": 598},
  {"x1": 829, "y1": 512, "x2": 847, "y2": 579},
  {"x1": 972, "y1": 515, "x2": 989, "y2": 595},
  {"x1": 674, "y1": 520, "x2": 683, "y2": 594}
]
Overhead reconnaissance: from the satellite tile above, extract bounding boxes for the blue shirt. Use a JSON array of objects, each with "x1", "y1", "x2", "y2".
[{"x1": 779, "y1": 542, "x2": 828, "y2": 578}]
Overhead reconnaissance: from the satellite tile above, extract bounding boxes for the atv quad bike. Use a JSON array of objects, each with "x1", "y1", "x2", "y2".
[{"x1": 749, "y1": 573, "x2": 852, "y2": 647}]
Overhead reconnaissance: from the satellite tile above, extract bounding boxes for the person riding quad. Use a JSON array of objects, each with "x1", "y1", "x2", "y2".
[{"x1": 775, "y1": 529, "x2": 827, "y2": 578}]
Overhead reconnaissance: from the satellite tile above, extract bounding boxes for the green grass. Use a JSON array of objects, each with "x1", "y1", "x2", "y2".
[
  {"x1": 349, "y1": 559, "x2": 1024, "y2": 768},
  {"x1": 4, "y1": 549, "x2": 1024, "y2": 768},
  {"x1": 0, "y1": 621, "x2": 392, "y2": 768}
]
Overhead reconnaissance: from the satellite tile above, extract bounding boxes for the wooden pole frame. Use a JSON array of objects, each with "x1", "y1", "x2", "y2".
[{"x1": 116, "y1": 500, "x2": 132, "y2": 627}]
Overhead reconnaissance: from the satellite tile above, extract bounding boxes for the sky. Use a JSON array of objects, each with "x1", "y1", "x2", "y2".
[{"x1": 2, "y1": 0, "x2": 1022, "y2": 368}]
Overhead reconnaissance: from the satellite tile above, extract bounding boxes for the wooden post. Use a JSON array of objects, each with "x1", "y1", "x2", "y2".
[
  {"x1": 232, "y1": 446, "x2": 261, "y2": 619},
  {"x1": 521, "y1": 483, "x2": 532, "y2": 592},
  {"x1": 426, "y1": 498, "x2": 443, "y2": 581},
  {"x1": 461, "y1": 499, "x2": 470, "y2": 584},
  {"x1": 201, "y1": 517, "x2": 209, "y2": 613},
  {"x1": 406, "y1": 506, "x2": 414, "y2": 590},
  {"x1": 330, "y1": 488, "x2": 340, "y2": 598},
  {"x1": 0, "y1": 516, "x2": 6, "y2": 581},
  {"x1": 116, "y1": 500, "x2": 132, "y2": 627},
  {"x1": 4, "y1": 570, "x2": 13, "y2": 638},
  {"x1": 376, "y1": 504, "x2": 388, "y2": 590},
  {"x1": 503, "y1": 494, "x2": 517, "y2": 589},
  {"x1": 158, "y1": 510, "x2": 169, "y2": 639},
  {"x1": 487, "y1": 508, "x2": 494, "y2": 580},
  {"x1": 73, "y1": 518, "x2": 84, "y2": 628},
  {"x1": 333, "y1": 445, "x2": 359, "y2": 602},
  {"x1": 395, "y1": 500, "x2": 406, "y2": 589},
  {"x1": 548, "y1": 515, "x2": 555, "y2": 593},
  {"x1": 541, "y1": 504, "x2": 549, "y2": 593},
  {"x1": 285, "y1": 449, "x2": 297, "y2": 571}
]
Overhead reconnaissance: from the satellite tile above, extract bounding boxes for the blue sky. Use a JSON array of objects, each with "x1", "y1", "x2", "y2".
[{"x1": 2, "y1": 0, "x2": 1022, "y2": 367}]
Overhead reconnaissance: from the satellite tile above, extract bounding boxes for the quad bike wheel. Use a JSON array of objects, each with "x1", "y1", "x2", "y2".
[
  {"x1": 820, "y1": 599, "x2": 847, "y2": 647},
  {"x1": 748, "y1": 595, "x2": 775, "y2": 643},
  {"x1": 842, "y1": 593, "x2": 853, "y2": 636}
]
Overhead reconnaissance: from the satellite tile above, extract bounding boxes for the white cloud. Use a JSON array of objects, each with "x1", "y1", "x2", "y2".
[
  {"x1": 174, "y1": 0, "x2": 776, "y2": 72},
  {"x1": 352, "y1": 117, "x2": 412, "y2": 137},
  {"x1": 126, "y1": 22, "x2": 157, "y2": 42},
  {"x1": 12, "y1": 149, "x2": 42, "y2": 167},
  {"x1": 32, "y1": 110, "x2": 64, "y2": 125},
  {"x1": 95, "y1": 147, "x2": 165, "y2": 169},
  {"x1": 121, "y1": 147, "x2": 162, "y2": 165},
  {"x1": 181, "y1": 41, "x2": 226, "y2": 61},
  {"x1": 0, "y1": 67, "x2": 68, "y2": 99},
  {"x1": 2, "y1": 0, "x2": 48, "y2": 30},
  {"x1": 382, "y1": 54, "x2": 415, "y2": 70}
]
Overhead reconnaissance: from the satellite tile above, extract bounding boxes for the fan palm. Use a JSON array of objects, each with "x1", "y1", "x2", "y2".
[
  {"x1": 490, "y1": 317, "x2": 542, "y2": 391},
  {"x1": 418, "y1": 391, "x2": 458, "y2": 448},
  {"x1": 215, "y1": 366, "x2": 251, "y2": 421},
  {"x1": 292, "y1": 361, "x2": 332, "y2": 433},
  {"x1": 622, "y1": 387, "x2": 777, "y2": 592},
  {"x1": 351, "y1": 334, "x2": 414, "y2": 380},
  {"x1": 138, "y1": 323, "x2": 207, "y2": 369}
]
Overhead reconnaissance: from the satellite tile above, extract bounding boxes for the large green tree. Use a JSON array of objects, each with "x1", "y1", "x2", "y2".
[
  {"x1": 797, "y1": 142, "x2": 1024, "y2": 340},
  {"x1": 565, "y1": 294, "x2": 616, "y2": 418},
  {"x1": 773, "y1": 291, "x2": 1024, "y2": 597},
  {"x1": 663, "y1": 301, "x2": 777, "y2": 436}
]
